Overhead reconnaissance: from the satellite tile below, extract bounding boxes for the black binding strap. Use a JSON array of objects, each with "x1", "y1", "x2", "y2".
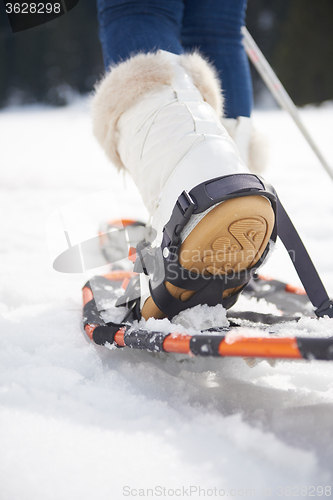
[{"x1": 276, "y1": 198, "x2": 333, "y2": 317}]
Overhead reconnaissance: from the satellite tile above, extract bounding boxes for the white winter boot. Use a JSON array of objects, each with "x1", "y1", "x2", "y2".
[{"x1": 92, "y1": 50, "x2": 276, "y2": 320}]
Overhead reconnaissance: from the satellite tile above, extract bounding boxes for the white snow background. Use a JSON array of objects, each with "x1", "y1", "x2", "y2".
[{"x1": 1, "y1": 99, "x2": 333, "y2": 500}]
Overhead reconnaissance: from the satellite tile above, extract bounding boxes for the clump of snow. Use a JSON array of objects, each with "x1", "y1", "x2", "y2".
[
  {"x1": 143, "y1": 316, "x2": 187, "y2": 334},
  {"x1": 127, "y1": 303, "x2": 228, "y2": 338},
  {"x1": 274, "y1": 316, "x2": 333, "y2": 338},
  {"x1": 128, "y1": 316, "x2": 188, "y2": 336},
  {"x1": 173, "y1": 303, "x2": 229, "y2": 331},
  {"x1": 224, "y1": 327, "x2": 272, "y2": 345},
  {"x1": 100, "y1": 305, "x2": 127, "y2": 324},
  {"x1": 235, "y1": 293, "x2": 282, "y2": 316}
]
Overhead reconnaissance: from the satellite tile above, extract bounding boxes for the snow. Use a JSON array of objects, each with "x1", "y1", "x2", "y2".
[
  {"x1": 174, "y1": 304, "x2": 229, "y2": 331},
  {"x1": 1, "y1": 99, "x2": 333, "y2": 499}
]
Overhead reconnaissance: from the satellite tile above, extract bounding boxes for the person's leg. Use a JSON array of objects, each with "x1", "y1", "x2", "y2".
[
  {"x1": 181, "y1": 0, "x2": 252, "y2": 119},
  {"x1": 97, "y1": 0, "x2": 185, "y2": 68}
]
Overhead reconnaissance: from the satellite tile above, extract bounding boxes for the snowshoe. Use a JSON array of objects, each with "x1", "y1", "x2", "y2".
[{"x1": 81, "y1": 174, "x2": 333, "y2": 362}]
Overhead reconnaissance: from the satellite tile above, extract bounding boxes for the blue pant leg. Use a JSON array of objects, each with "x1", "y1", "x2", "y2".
[
  {"x1": 181, "y1": 0, "x2": 253, "y2": 118},
  {"x1": 97, "y1": 0, "x2": 185, "y2": 68}
]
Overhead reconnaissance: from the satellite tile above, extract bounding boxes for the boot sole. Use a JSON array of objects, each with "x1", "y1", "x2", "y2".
[{"x1": 141, "y1": 195, "x2": 275, "y2": 319}]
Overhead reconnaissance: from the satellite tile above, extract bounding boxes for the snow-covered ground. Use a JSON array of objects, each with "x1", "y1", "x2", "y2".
[{"x1": 1, "y1": 100, "x2": 333, "y2": 500}]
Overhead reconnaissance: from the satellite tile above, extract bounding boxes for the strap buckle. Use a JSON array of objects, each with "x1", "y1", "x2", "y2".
[
  {"x1": 163, "y1": 190, "x2": 196, "y2": 246},
  {"x1": 177, "y1": 190, "x2": 196, "y2": 219}
]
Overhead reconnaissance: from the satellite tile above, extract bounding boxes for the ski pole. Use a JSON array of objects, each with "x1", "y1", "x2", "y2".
[{"x1": 242, "y1": 26, "x2": 333, "y2": 182}]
